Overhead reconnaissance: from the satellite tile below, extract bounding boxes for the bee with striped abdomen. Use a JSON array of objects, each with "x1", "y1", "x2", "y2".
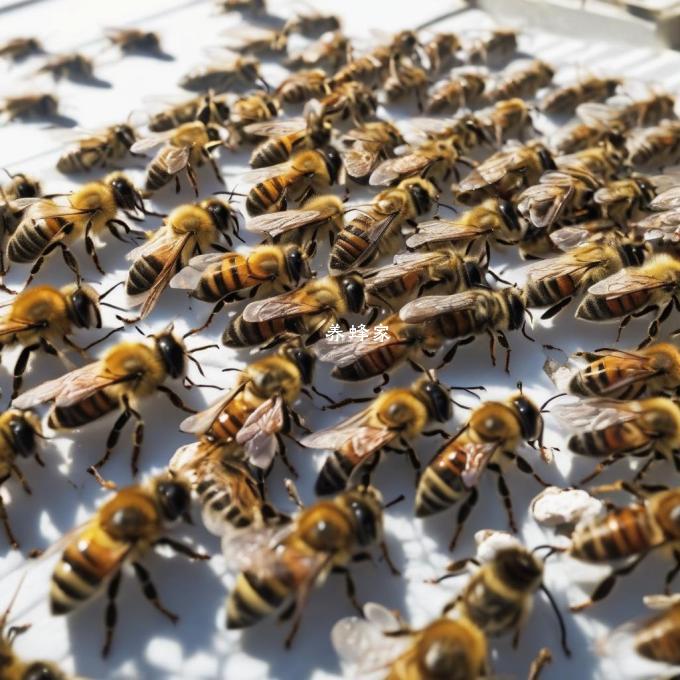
[
  {"x1": 0, "y1": 408, "x2": 43, "y2": 548},
  {"x1": 179, "y1": 341, "x2": 316, "y2": 475},
  {"x1": 244, "y1": 146, "x2": 342, "y2": 216},
  {"x1": 223, "y1": 272, "x2": 365, "y2": 348},
  {"x1": 123, "y1": 197, "x2": 240, "y2": 321},
  {"x1": 12, "y1": 327, "x2": 197, "y2": 481},
  {"x1": 424, "y1": 71, "x2": 487, "y2": 114},
  {"x1": 331, "y1": 46, "x2": 390, "y2": 87},
  {"x1": 179, "y1": 53, "x2": 265, "y2": 93},
  {"x1": 330, "y1": 178, "x2": 438, "y2": 272},
  {"x1": 466, "y1": 28, "x2": 518, "y2": 65},
  {"x1": 275, "y1": 69, "x2": 331, "y2": 105},
  {"x1": 0, "y1": 93, "x2": 59, "y2": 123},
  {"x1": 539, "y1": 75, "x2": 621, "y2": 115},
  {"x1": 554, "y1": 397, "x2": 680, "y2": 484},
  {"x1": 35, "y1": 53, "x2": 95, "y2": 82},
  {"x1": 522, "y1": 237, "x2": 648, "y2": 319},
  {"x1": 283, "y1": 10, "x2": 341, "y2": 37},
  {"x1": 56, "y1": 123, "x2": 138, "y2": 174},
  {"x1": 227, "y1": 90, "x2": 280, "y2": 144},
  {"x1": 221, "y1": 25, "x2": 288, "y2": 56},
  {"x1": 104, "y1": 28, "x2": 168, "y2": 57},
  {"x1": 577, "y1": 92, "x2": 675, "y2": 133},
  {"x1": 332, "y1": 602, "x2": 489, "y2": 680},
  {"x1": 285, "y1": 31, "x2": 349, "y2": 70},
  {"x1": 147, "y1": 92, "x2": 231, "y2": 133},
  {"x1": 317, "y1": 81, "x2": 377, "y2": 125},
  {"x1": 301, "y1": 375, "x2": 451, "y2": 495},
  {"x1": 484, "y1": 59, "x2": 554, "y2": 103},
  {"x1": 593, "y1": 175, "x2": 660, "y2": 227},
  {"x1": 0, "y1": 37, "x2": 43, "y2": 62},
  {"x1": 382, "y1": 56, "x2": 429, "y2": 108},
  {"x1": 0, "y1": 173, "x2": 41, "y2": 275},
  {"x1": 576, "y1": 254, "x2": 680, "y2": 347},
  {"x1": 224, "y1": 483, "x2": 396, "y2": 646},
  {"x1": 416, "y1": 391, "x2": 551, "y2": 549},
  {"x1": 421, "y1": 32, "x2": 461, "y2": 74},
  {"x1": 626, "y1": 119, "x2": 680, "y2": 168},
  {"x1": 131, "y1": 121, "x2": 224, "y2": 196},
  {"x1": 50, "y1": 473, "x2": 208, "y2": 657},
  {"x1": 339, "y1": 120, "x2": 404, "y2": 184}
]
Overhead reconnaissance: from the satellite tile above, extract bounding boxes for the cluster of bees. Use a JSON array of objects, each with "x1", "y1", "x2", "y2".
[{"x1": 3, "y1": 0, "x2": 680, "y2": 677}]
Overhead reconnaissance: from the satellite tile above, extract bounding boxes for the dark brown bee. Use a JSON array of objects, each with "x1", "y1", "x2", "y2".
[
  {"x1": 549, "y1": 121, "x2": 612, "y2": 154},
  {"x1": 339, "y1": 120, "x2": 405, "y2": 183},
  {"x1": 593, "y1": 175, "x2": 660, "y2": 226},
  {"x1": 466, "y1": 29, "x2": 518, "y2": 65},
  {"x1": 421, "y1": 32, "x2": 461, "y2": 74},
  {"x1": 539, "y1": 76, "x2": 621, "y2": 115},
  {"x1": 275, "y1": 69, "x2": 331, "y2": 105},
  {"x1": 0, "y1": 37, "x2": 43, "y2": 62},
  {"x1": 318, "y1": 81, "x2": 378, "y2": 125},
  {"x1": 104, "y1": 28, "x2": 168, "y2": 56},
  {"x1": 283, "y1": 10, "x2": 341, "y2": 37},
  {"x1": 57, "y1": 124, "x2": 138, "y2": 174},
  {"x1": 0, "y1": 172, "x2": 41, "y2": 237},
  {"x1": 331, "y1": 46, "x2": 390, "y2": 87},
  {"x1": 484, "y1": 60, "x2": 554, "y2": 102},
  {"x1": 577, "y1": 93, "x2": 676, "y2": 133},
  {"x1": 285, "y1": 31, "x2": 349, "y2": 70},
  {"x1": 424, "y1": 72, "x2": 487, "y2": 114},
  {"x1": 382, "y1": 56, "x2": 429, "y2": 108},
  {"x1": 0, "y1": 94, "x2": 59, "y2": 123},
  {"x1": 474, "y1": 98, "x2": 536, "y2": 146},
  {"x1": 148, "y1": 92, "x2": 232, "y2": 132},
  {"x1": 179, "y1": 53, "x2": 266, "y2": 93},
  {"x1": 626, "y1": 119, "x2": 680, "y2": 167},
  {"x1": 35, "y1": 53, "x2": 95, "y2": 81},
  {"x1": 227, "y1": 90, "x2": 280, "y2": 145},
  {"x1": 221, "y1": 25, "x2": 288, "y2": 56}
]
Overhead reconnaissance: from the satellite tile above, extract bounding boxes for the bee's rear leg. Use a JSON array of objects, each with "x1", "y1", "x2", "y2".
[
  {"x1": 0, "y1": 479, "x2": 19, "y2": 548},
  {"x1": 132, "y1": 561, "x2": 178, "y2": 623},
  {"x1": 11, "y1": 344, "x2": 38, "y2": 400},
  {"x1": 101, "y1": 570, "x2": 122, "y2": 658},
  {"x1": 448, "y1": 488, "x2": 478, "y2": 552}
]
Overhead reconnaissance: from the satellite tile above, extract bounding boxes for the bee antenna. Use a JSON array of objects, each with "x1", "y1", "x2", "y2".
[
  {"x1": 532, "y1": 544, "x2": 564, "y2": 558},
  {"x1": 0, "y1": 572, "x2": 27, "y2": 636},
  {"x1": 437, "y1": 201, "x2": 457, "y2": 214},
  {"x1": 183, "y1": 376, "x2": 222, "y2": 390},
  {"x1": 258, "y1": 75, "x2": 271, "y2": 92},
  {"x1": 382, "y1": 494, "x2": 406, "y2": 510},
  {"x1": 213, "y1": 190, "x2": 248, "y2": 198},
  {"x1": 540, "y1": 583, "x2": 571, "y2": 657},
  {"x1": 539, "y1": 392, "x2": 567, "y2": 413},
  {"x1": 188, "y1": 343, "x2": 218, "y2": 353},
  {"x1": 448, "y1": 384, "x2": 485, "y2": 398},
  {"x1": 516, "y1": 380, "x2": 523, "y2": 394},
  {"x1": 98, "y1": 280, "x2": 124, "y2": 301},
  {"x1": 134, "y1": 325, "x2": 146, "y2": 336}
]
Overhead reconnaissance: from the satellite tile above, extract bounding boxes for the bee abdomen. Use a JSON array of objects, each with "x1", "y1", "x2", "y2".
[
  {"x1": 246, "y1": 178, "x2": 286, "y2": 216},
  {"x1": 636, "y1": 612, "x2": 680, "y2": 664},
  {"x1": 525, "y1": 275, "x2": 575, "y2": 308},
  {"x1": 57, "y1": 148, "x2": 102, "y2": 174},
  {"x1": 226, "y1": 570, "x2": 289, "y2": 629},
  {"x1": 49, "y1": 391, "x2": 118, "y2": 429},
  {"x1": 315, "y1": 450, "x2": 356, "y2": 495},
  {"x1": 463, "y1": 581, "x2": 522, "y2": 636},
  {"x1": 329, "y1": 226, "x2": 371, "y2": 271},
  {"x1": 196, "y1": 478, "x2": 252, "y2": 534},
  {"x1": 415, "y1": 463, "x2": 465, "y2": 517},
  {"x1": 7, "y1": 220, "x2": 55, "y2": 263},
  {"x1": 50, "y1": 548, "x2": 103, "y2": 615},
  {"x1": 331, "y1": 344, "x2": 404, "y2": 381},
  {"x1": 250, "y1": 139, "x2": 292, "y2": 168},
  {"x1": 568, "y1": 424, "x2": 649, "y2": 458},
  {"x1": 570, "y1": 506, "x2": 654, "y2": 562},
  {"x1": 127, "y1": 255, "x2": 165, "y2": 296},
  {"x1": 572, "y1": 362, "x2": 643, "y2": 400},
  {"x1": 146, "y1": 162, "x2": 172, "y2": 192},
  {"x1": 222, "y1": 315, "x2": 289, "y2": 348}
]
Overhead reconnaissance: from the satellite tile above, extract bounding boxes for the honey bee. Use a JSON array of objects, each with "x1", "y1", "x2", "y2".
[
  {"x1": 484, "y1": 59, "x2": 554, "y2": 102},
  {"x1": 35, "y1": 53, "x2": 95, "y2": 81},
  {"x1": 593, "y1": 175, "x2": 660, "y2": 226},
  {"x1": 577, "y1": 92, "x2": 676, "y2": 132},
  {"x1": 474, "y1": 98, "x2": 536, "y2": 146},
  {"x1": 406, "y1": 197, "x2": 522, "y2": 252},
  {"x1": 124, "y1": 198, "x2": 240, "y2": 321},
  {"x1": 318, "y1": 81, "x2": 378, "y2": 125},
  {"x1": 217, "y1": 0, "x2": 267, "y2": 14},
  {"x1": 516, "y1": 167, "x2": 602, "y2": 231},
  {"x1": 131, "y1": 121, "x2": 224, "y2": 196},
  {"x1": 179, "y1": 341, "x2": 315, "y2": 474},
  {"x1": 399, "y1": 287, "x2": 529, "y2": 371},
  {"x1": 246, "y1": 194, "x2": 344, "y2": 246},
  {"x1": 0, "y1": 283, "x2": 109, "y2": 397},
  {"x1": 544, "y1": 342, "x2": 680, "y2": 400},
  {"x1": 424, "y1": 72, "x2": 488, "y2": 114},
  {"x1": 246, "y1": 101, "x2": 332, "y2": 168},
  {"x1": 421, "y1": 32, "x2": 461, "y2": 74},
  {"x1": 555, "y1": 397, "x2": 680, "y2": 484},
  {"x1": 301, "y1": 375, "x2": 451, "y2": 494},
  {"x1": 179, "y1": 53, "x2": 266, "y2": 93},
  {"x1": 576, "y1": 253, "x2": 680, "y2": 345},
  {"x1": 567, "y1": 487, "x2": 680, "y2": 610},
  {"x1": 416, "y1": 392, "x2": 550, "y2": 548},
  {"x1": 283, "y1": 10, "x2": 341, "y2": 37},
  {"x1": 244, "y1": 146, "x2": 342, "y2": 216},
  {"x1": 0, "y1": 37, "x2": 43, "y2": 62},
  {"x1": 626, "y1": 119, "x2": 680, "y2": 167},
  {"x1": 227, "y1": 90, "x2": 280, "y2": 142},
  {"x1": 437, "y1": 541, "x2": 570, "y2": 658},
  {"x1": 221, "y1": 25, "x2": 288, "y2": 56},
  {"x1": 275, "y1": 69, "x2": 331, "y2": 104},
  {"x1": 223, "y1": 272, "x2": 365, "y2": 347},
  {"x1": 452, "y1": 142, "x2": 556, "y2": 206},
  {"x1": 12, "y1": 328, "x2": 196, "y2": 480},
  {"x1": 555, "y1": 139, "x2": 625, "y2": 180},
  {"x1": 332, "y1": 602, "x2": 489, "y2": 680},
  {"x1": 104, "y1": 28, "x2": 167, "y2": 57},
  {"x1": 523, "y1": 237, "x2": 647, "y2": 319},
  {"x1": 148, "y1": 92, "x2": 232, "y2": 132},
  {"x1": 50, "y1": 473, "x2": 208, "y2": 657},
  {"x1": 382, "y1": 56, "x2": 429, "y2": 107},
  {"x1": 0, "y1": 93, "x2": 59, "y2": 123},
  {"x1": 0, "y1": 408, "x2": 42, "y2": 548},
  {"x1": 8, "y1": 172, "x2": 147, "y2": 283},
  {"x1": 331, "y1": 46, "x2": 390, "y2": 87},
  {"x1": 170, "y1": 243, "x2": 311, "y2": 334},
  {"x1": 314, "y1": 313, "x2": 444, "y2": 386},
  {"x1": 0, "y1": 172, "x2": 41, "y2": 236},
  {"x1": 549, "y1": 121, "x2": 612, "y2": 154},
  {"x1": 285, "y1": 31, "x2": 349, "y2": 70},
  {"x1": 56, "y1": 123, "x2": 138, "y2": 174},
  {"x1": 330, "y1": 178, "x2": 439, "y2": 272},
  {"x1": 0, "y1": 578, "x2": 71, "y2": 679},
  {"x1": 338, "y1": 120, "x2": 405, "y2": 183},
  {"x1": 466, "y1": 28, "x2": 518, "y2": 65},
  {"x1": 539, "y1": 76, "x2": 621, "y2": 115},
  {"x1": 224, "y1": 483, "x2": 396, "y2": 646}
]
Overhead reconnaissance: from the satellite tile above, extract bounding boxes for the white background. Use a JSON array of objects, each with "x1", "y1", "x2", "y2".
[{"x1": 1, "y1": 1, "x2": 680, "y2": 678}]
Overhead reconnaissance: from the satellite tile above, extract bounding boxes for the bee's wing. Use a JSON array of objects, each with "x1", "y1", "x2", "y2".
[
  {"x1": 576, "y1": 101, "x2": 623, "y2": 127},
  {"x1": 521, "y1": 250, "x2": 598, "y2": 284},
  {"x1": 242, "y1": 117, "x2": 305, "y2": 137},
  {"x1": 369, "y1": 153, "x2": 429, "y2": 186},
  {"x1": 367, "y1": 250, "x2": 446, "y2": 288},
  {"x1": 170, "y1": 252, "x2": 234, "y2": 290},
  {"x1": 130, "y1": 130, "x2": 175, "y2": 153},
  {"x1": 549, "y1": 226, "x2": 595, "y2": 251},
  {"x1": 405, "y1": 219, "x2": 490, "y2": 249},
  {"x1": 459, "y1": 149, "x2": 516, "y2": 189},
  {"x1": 650, "y1": 187, "x2": 680, "y2": 211},
  {"x1": 458, "y1": 441, "x2": 502, "y2": 488},
  {"x1": 241, "y1": 286, "x2": 322, "y2": 323},
  {"x1": 314, "y1": 332, "x2": 407, "y2": 367},
  {"x1": 179, "y1": 382, "x2": 248, "y2": 434},
  {"x1": 221, "y1": 25, "x2": 277, "y2": 48},
  {"x1": 587, "y1": 269, "x2": 669, "y2": 297},
  {"x1": 552, "y1": 398, "x2": 639, "y2": 432},
  {"x1": 13, "y1": 360, "x2": 114, "y2": 409},
  {"x1": 125, "y1": 226, "x2": 173, "y2": 262},
  {"x1": 246, "y1": 208, "x2": 327, "y2": 238},
  {"x1": 240, "y1": 159, "x2": 294, "y2": 183},
  {"x1": 156, "y1": 145, "x2": 192, "y2": 175},
  {"x1": 339, "y1": 209, "x2": 402, "y2": 268},
  {"x1": 341, "y1": 146, "x2": 381, "y2": 179},
  {"x1": 0, "y1": 318, "x2": 48, "y2": 338},
  {"x1": 235, "y1": 395, "x2": 286, "y2": 469},
  {"x1": 399, "y1": 290, "x2": 484, "y2": 323}
]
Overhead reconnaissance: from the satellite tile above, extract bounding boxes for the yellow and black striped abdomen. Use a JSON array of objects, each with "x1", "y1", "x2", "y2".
[
  {"x1": 57, "y1": 146, "x2": 105, "y2": 174},
  {"x1": 636, "y1": 606, "x2": 680, "y2": 664},
  {"x1": 571, "y1": 357, "x2": 646, "y2": 400},
  {"x1": 435, "y1": 309, "x2": 476, "y2": 340},
  {"x1": 525, "y1": 271, "x2": 579, "y2": 308},
  {"x1": 250, "y1": 132, "x2": 306, "y2": 169},
  {"x1": 246, "y1": 176, "x2": 291, "y2": 216},
  {"x1": 222, "y1": 313, "x2": 295, "y2": 348},
  {"x1": 8, "y1": 216, "x2": 67, "y2": 263},
  {"x1": 578, "y1": 290, "x2": 653, "y2": 321},
  {"x1": 205, "y1": 393, "x2": 255, "y2": 443},
  {"x1": 127, "y1": 254, "x2": 167, "y2": 297},
  {"x1": 226, "y1": 568, "x2": 292, "y2": 629},
  {"x1": 415, "y1": 443, "x2": 468, "y2": 517},
  {"x1": 568, "y1": 420, "x2": 652, "y2": 458},
  {"x1": 331, "y1": 340, "x2": 410, "y2": 382},
  {"x1": 570, "y1": 505, "x2": 656, "y2": 562},
  {"x1": 49, "y1": 390, "x2": 118, "y2": 430}
]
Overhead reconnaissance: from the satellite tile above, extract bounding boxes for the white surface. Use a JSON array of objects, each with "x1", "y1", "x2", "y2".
[{"x1": 1, "y1": 1, "x2": 680, "y2": 679}]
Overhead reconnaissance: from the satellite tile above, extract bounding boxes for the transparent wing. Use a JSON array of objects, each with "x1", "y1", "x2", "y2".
[
  {"x1": 314, "y1": 332, "x2": 406, "y2": 367},
  {"x1": 246, "y1": 208, "x2": 327, "y2": 237},
  {"x1": 369, "y1": 153, "x2": 429, "y2": 186},
  {"x1": 243, "y1": 117, "x2": 305, "y2": 137},
  {"x1": 400, "y1": 290, "x2": 486, "y2": 323},
  {"x1": 179, "y1": 382, "x2": 248, "y2": 434},
  {"x1": 587, "y1": 269, "x2": 668, "y2": 297},
  {"x1": 130, "y1": 130, "x2": 175, "y2": 153},
  {"x1": 170, "y1": 252, "x2": 234, "y2": 290},
  {"x1": 552, "y1": 398, "x2": 639, "y2": 432},
  {"x1": 125, "y1": 227, "x2": 174, "y2": 262},
  {"x1": 458, "y1": 440, "x2": 501, "y2": 488},
  {"x1": 341, "y1": 147, "x2": 381, "y2": 179},
  {"x1": 367, "y1": 251, "x2": 446, "y2": 289},
  {"x1": 240, "y1": 159, "x2": 294, "y2": 183},
  {"x1": 155, "y1": 145, "x2": 192, "y2": 175},
  {"x1": 241, "y1": 287, "x2": 322, "y2": 323},
  {"x1": 405, "y1": 219, "x2": 490, "y2": 248},
  {"x1": 235, "y1": 395, "x2": 285, "y2": 469}
]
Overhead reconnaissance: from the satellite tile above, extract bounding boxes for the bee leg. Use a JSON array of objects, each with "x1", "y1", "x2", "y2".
[
  {"x1": 132, "y1": 561, "x2": 179, "y2": 623},
  {"x1": 0, "y1": 479, "x2": 19, "y2": 548},
  {"x1": 640, "y1": 301, "x2": 673, "y2": 349},
  {"x1": 540, "y1": 297, "x2": 572, "y2": 320},
  {"x1": 632, "y1": 455, "x2": 657, "y2": 484},
  {"x1": 332, "y1": 566, "x2": 363, "y2": 614},
  {"x1": 84, "y1": 231, "x2": 105, "y2": 276},
  {"x1": 174, "y1": 174, "x2": 182, "y2": 194},
  {"x1": 205, "y1": 149, "x2": 224, "y2": 185},
  {"x1": 571, "y1": 552, "x2": 648, "y2": 612},
  {"x1": 153, "y1": 537, "x2": 210, "y2": 561},
  {"x1": 289, "y1": 408, "x2": 311, "y2": 434},
  {"x1": 157, "y1": 385, "x2": 197, "y2": 414},
  {"x1": 25, "y1": 240, "x2": 80, "y2": 287},
  {"x1": 528, "y1": 648, "x2": 553, "y2": 680},
  {"x1": 101, "y1": 570, "x2": 122, "y2": 658},
  {"x1": 486, "y1": 330, "x2": 497, "y2": 367},
  {"x1": 488, "y1": 462, "x2": 517, "y2": 533},
  {"x1": 186, "y1": 164, "x2": 200, "y2": 197},
  {"x1": 93, "y1": 406, "x2": 132, "y2": 471},
  {"x1": 663, "y1": 550, "x2": 680, "y2": 595},
  {"x1": 496, "y1": 330, "x2": 512, "y2": 373},
  {"x1": 373, "y1": 373, "x2": 389, "y2": 394},
  {"x1": 128, "y1": 405, "x2": 145, "y2": 477},
  {"x1": 448, "y1": 488, "x2": 478, "y2": 551},
  {"x1": 504, "y1": 451, "x2": 549, "y2": 487},
  {"x1": 438, "y1": 335, "x2": 474, "y2": 369},
  {"x1": 275, "y1": 434, "x2": 299, "y2": 478},
  {"x1": 10, "y1": 462, "x2": 31, "y2": 494},
  {"x1": 615, "y1": 315, "x2": 632, "y2": 342},
  {"x1": 11, "y1": 344, "x2": 38, "y2": 400},
  {"x1": 283, "y1": 588, "x2": 313, "y2": 649},
  {"x1": 578, "y1": 451, "x2": 625, "y2": 486},
  {"x1": 184, "y1": 300, "x2": 227, "y2": 337}
]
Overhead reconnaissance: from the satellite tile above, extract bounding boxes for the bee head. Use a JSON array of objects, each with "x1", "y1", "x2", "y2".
[
  {"x1": 63, "y1": 283, "x2": 102, "y2": 329},
  {"x1": 284, "y1": 245, "x2": 308, "y2": 286},
  {"x1": 619, "y1": 238, "x2": 648, "y2": 267},
  {"x1": 346, "y1": 485, "x2": 383, "y2": 547},
  {"x1": 321, "y1": 145, "x2": 342, "y2": 184},
  {"x1": 340, "y1": 273, "x2": 365, "y2": 313},
  {"x1": 508, "y1": 392, "x2": 542, "y2": 441},
  {"x1": 107, "y1": 173, "x2": 141, "y2": 211},
  {"x1": 12, "y1": 174, "x2": 40, "y2": 198},
  {"x1": 537, "y1": 145, "x2": 556, "y2": 171},
  {"x1": 8, "y1": 411, "x2": 38, "y2": 458},
  {"x1": 494, "y1": 547, "x2": 543, "y2": 592},
  {"x1": 155, "y1": 330, "x2": 186, "y2": 378},
  {"x1": 498, "y1": 199, "x2": 521, "y2": 233},
  {"x1": 280, "y1": 339, "x2": 316, "y2": 385},
  {"x1": 506, "y1": 288, "x2": 526, "y2": 331},
  {"x1": 417, "y1": 378, "x2": 452, "y2": 423},
  {"x1": 21, "y1": 662, "x2": 64, "y2": 680},
  {"x1": 115, "y1": 124, "x2": 137, "y2": 149},
  {"x1": 156, "y1": 477, "x2": 191, "y2": 521},
  {"x1": 462, "y1": 258, "x2": 483, "y2": 288},
  {"x1": 204, "y1": 198, "x2": 238, "y2": 233}
]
